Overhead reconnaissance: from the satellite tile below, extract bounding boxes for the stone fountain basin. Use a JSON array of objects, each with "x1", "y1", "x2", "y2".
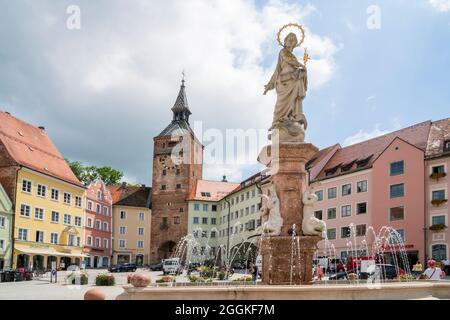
[{"x1": 116, "y1": 281, "x2": 450, "y2": 300}]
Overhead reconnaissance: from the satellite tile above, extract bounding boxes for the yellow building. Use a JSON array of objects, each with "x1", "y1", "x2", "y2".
[
  {"x1": 109, "y1": 184, "x2": 152, "y2": 265},
  {"x1": 0, "y1": 111, "x2": 86, "y2": 271}
]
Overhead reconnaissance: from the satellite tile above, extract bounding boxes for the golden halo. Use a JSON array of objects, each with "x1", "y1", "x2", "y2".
[{"x1": 276, "y1": 23, "x2": 305, "y2": 48}]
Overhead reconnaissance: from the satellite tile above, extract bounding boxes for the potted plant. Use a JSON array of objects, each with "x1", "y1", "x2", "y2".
[
  {"x1": 66, "y1": 270, "x2": 89, "y2": 285},
  {"x1": 95, "y1": 273, "x2": 115, "y2": 286},
  {"x1": 129, "y1": 274, "x2": 151, "y2": 287},
  {"x1": 429, "y1": 223, "x2": 447, "y2": 231},
  {"x1": 431, "y1": 198, "x2": 448, "y2": 206},
  {"x1": 430, "y1": 172, "x2": 447, "y2": 181}
]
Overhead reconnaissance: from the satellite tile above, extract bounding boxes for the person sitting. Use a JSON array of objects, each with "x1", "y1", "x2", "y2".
[{"x1": 422, "y1": 260, "x2": 445, "y2": 281}]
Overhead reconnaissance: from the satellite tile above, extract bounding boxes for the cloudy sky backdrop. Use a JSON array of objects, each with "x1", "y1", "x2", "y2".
[{"x1": 0, "y1": 0, "x2": 449, "y2": 184}]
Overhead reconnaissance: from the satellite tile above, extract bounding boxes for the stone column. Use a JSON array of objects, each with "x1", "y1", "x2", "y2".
[{"x1": 258, "y1": 138, "x2": 322, "y2": 285}]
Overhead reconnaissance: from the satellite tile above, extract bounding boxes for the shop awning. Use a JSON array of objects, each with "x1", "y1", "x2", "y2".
[{"x1": 15, "y1": 247, "x2": 88, "y2": 258}]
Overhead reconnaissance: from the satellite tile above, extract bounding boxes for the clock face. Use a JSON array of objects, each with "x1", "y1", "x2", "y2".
[{"x1": 160, "y1": 155, "x2": 180, "y2": 170}]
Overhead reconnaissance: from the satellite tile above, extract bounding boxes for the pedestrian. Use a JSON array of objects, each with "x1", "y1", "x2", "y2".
[
  {"x1": 412, "y1": 260, "x2": 423, "y2": 277},
  {"x1": 316, "y1": 265, "x2": 324, "y2": 281},
  {"x1": 422, "y1": 260, "x2": 445, "y2": 281},
  {"x1": 249, "y1": 262, "x2": 258, "y2": 282},
  {"x1": 441, "y1": 258, "x2": 450, "y2": 276}
]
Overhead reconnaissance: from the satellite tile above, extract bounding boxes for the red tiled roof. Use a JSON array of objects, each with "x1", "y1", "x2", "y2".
[
  {"x1": 314, "y1": 121, "x2": 432, "y2": 180},
  {"x1": 426, "y1": 118, "x2": 450, "y2": 158},
  {"x1": 108, "y1": 184, "x2": 152, "y2": 208},
  {"x1": 0, "y1": 111, "x2": 84, "y2": 187},
  {"x1": 188, "y1": 180, "x2": 239, "y2": 202}
]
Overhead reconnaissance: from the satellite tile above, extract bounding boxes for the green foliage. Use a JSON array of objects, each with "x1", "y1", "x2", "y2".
[
  {"x1": 217, "y1": 271, "x2": 226, "y2": 280},
  {"x1": 65, "y1": 159, "x2": 124, "y2": 185},
  {"x1": 156, "y1": 276, "x2": 175, "y2": 283},
  {"x1": 188, "y1": 275, "x2": 212, "y2": 283},
  {"x1": 66, "y1": 271, "x2": 89, "y2": 285},
  {"x1": 95, "y1": 273, "x2": 115, "y2": 286}
]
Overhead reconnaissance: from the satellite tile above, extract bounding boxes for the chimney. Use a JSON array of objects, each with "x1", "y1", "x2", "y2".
[
  {"x1": 141, "y1": 184, "x2": 146, "y2": 188},
  {"x1": 38, "y1": 126, "x2": 45, "y2": 131},
  {"x1": 222, "y1": 175, "x2": 228, "y2": 182}
]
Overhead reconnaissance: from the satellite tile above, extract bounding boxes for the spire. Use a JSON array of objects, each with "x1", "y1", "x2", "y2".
[{"x1": 171, "y1": 76, "x2": 192, "y2": 123}]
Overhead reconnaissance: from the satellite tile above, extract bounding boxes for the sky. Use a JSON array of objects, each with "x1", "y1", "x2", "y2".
[{"x1": 0, "y1": 0, "x2": 449, "y2": 185}]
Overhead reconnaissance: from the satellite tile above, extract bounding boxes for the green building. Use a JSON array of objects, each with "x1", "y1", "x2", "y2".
[{"x1": 0, "y1": 183, "x2": 13, "y2": 270}]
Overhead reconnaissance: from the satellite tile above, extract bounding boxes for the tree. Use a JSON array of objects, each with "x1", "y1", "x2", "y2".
[{"x1": 65, "y1": 159, "x2": 124, "y2": 185}]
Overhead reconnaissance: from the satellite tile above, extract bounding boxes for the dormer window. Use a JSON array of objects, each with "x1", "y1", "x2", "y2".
[
  {"x1": 444, "y1": 140, "x2": 450, "y2": 152},
  {"x1": 200, "y1": 192, "x2": 211, "y2": 197},
  {"x1": 356, "y1": 155, "x2": 373, "y2": 168},
  {"x1": 341, "y1": 161, "x2": 355, "y2": 172},
  {"x1": 325, "y1": 164, "x2": 340, "y2": 176}
]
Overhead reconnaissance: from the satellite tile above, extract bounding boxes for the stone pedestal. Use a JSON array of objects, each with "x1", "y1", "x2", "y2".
[{"x1": 258, "y1": 140, "x2": 322, "y2": 284}]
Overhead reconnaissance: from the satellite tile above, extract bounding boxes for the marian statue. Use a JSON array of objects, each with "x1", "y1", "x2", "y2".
[{"x1": 264, "y1": 23, "x2": 309, "y2": 138}]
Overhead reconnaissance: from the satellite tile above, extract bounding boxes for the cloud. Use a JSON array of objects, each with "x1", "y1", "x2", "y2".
[
  {"x1": 428, "y1": 0, "x2": 450, "y2": 12},
  {"x1": 0, "y1": 0, "x2": 339, "y2": 184},
  {"x1": 343, "y1": 125, "x2": 391, "y2": 146}
]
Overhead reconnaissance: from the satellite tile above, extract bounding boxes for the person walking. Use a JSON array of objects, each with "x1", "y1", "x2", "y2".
[
  {"x1": 422, "y1": 260, "x2": 445, "y2": 281},
  {"x1": 249, "y1": 262, "x2": 258, "y2": 283},
  {"x1": 441, "y1": 258, "x2": 450, "y2": 276},
  {"x1": 412, "y1": 260, "x2": 423, "y2": 277}
]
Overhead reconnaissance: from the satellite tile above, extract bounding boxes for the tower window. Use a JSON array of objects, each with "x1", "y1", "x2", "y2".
[
  {"x1": 161, "y1": 185, "x2": 166, "y2": 190},
  {"x1": 162, "y1": 170, "x2": 167, "y2": 176}
]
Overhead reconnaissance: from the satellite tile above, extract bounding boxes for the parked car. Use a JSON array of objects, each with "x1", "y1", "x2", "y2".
[
  {"x1": 329, "y1": 264, "x2": 405, "y2": 280},
  {"x1": 149, "y1": 262, "x2": 163, "y2": 271},
  {"x1": 231, "y1": 261, "x2": 246, "y2": 270},
  {"x1": 163, "y1": 258, "x2": 182, "y2": 275},
  {"x1": 108, "y1": 263, "x2": 137, "y2": 273}
]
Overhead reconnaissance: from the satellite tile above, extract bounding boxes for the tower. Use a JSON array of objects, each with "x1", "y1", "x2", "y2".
[{"x1": 150, "y1": 79, "x2": 203, "y2": 263}]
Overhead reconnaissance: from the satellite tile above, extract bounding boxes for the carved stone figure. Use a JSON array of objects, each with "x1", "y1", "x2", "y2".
[
  {"x1": 302, "y1": 188, "x2": 326, "y2": 236},
  {"x1": 260, "y1": 185, "x2": 283, "y2": 236},
  {"x1": 264, "y1": 25, "x2": 308, "y2": 139}
]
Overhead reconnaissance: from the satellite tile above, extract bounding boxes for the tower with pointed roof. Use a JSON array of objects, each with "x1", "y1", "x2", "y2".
[{"x1": 150, "y1": 79, "x2": 203, "y2": 263}]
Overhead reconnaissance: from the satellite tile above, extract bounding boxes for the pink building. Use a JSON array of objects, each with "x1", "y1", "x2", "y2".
[
  {"x1": 308, "y1": 120, "x2": 449, "y2": 267},
  {"x1": 83, "y1": 179, "x2": 113, "y2": 268}
]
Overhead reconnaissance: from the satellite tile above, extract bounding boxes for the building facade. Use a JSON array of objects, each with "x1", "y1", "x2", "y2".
[
  {"x1": 110, "y1": 184, "x2": 152, "y2": 265},
  {"x1": 150, "y1": 80, "x2": 203, "y2": 263},
  {"x1": 84, "y1": 179, "x2": 113, "y2": 268},
  {"x1": 0, "y1": 111, "x2": 86, "y2": 270},
  {"x1": 0, "y1": 183, "x2": 13, "y2": 270}
]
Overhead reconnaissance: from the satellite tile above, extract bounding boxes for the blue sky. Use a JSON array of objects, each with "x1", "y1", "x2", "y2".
[{"x1": 0, "y1": 0, "x2": 449, "y2": 184}]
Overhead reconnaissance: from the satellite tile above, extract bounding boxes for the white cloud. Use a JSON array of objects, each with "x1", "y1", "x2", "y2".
[
  {"x1": 428, "y1": 0, "x2": 450, "y2": 12},
  {"x1": 343, "y1": 125, "x2": 390, "y2": 146},
  {"x1": 0, "y1": 0, "x2": 339, "y2": 184}
]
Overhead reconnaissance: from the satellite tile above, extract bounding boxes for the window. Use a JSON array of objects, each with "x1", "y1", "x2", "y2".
[
  {"x1": 97, "y1": 190, "x2": 102, "y2": 200},
  {"x1": 200, "y1": 192, "x2": 211, "y2": 197},
  {"x1": 87, "y1": 201, "x2": 93, "y2": 210},
  {"x1": 95, "y1": 220, "x2": 101, "y2": 230},
  {"x1": 246, "y1": 207, "x2": 250, "y2": 216},
  {"x1": 20, "y1": 204, "x2": 30, "y2": 217},
  {"x1": 87, "y1": 217, "x2": 93, "y2": 228},
  {"x1": 64, "y1": 192, "x2": 71, "y2": 204},
  {"x1": 357, "y1": 180, "x2": 367, "y2": 193},
  {"x1": 240, "y1": 209, "x2": 244, "y2": 218},
  {"x1": 193, "y1": 217, "x2": 199, "y2": 224},
  {"x1": 202, "y1": 231, "x2": 207, "y2": 238},
  {"x1": 174, "y1": 216, "x2": 180, "y2": 224},
  {"x1": 356, "y1": 202, "x2": 367, "y2": 215},
  {"x1": 103, "y1": 207, "x2": 108, "y2": 216},
  {"x1": 95, "y1": 238, "x2": 101, "y2": 247},
  {"x1": 341, "y1": 226, "x2": 351, "y2": 238},
  {"x1": 211, "y1": 218, "x2": 217, "y2": 225},
  {"x1": 34, "y1": 208, "x2": 44, "y2": 220},
  {"x1": 432, "y1": 190, "x2": 446, "y2": 200},
  {"x1": 18, "y1": 228, "x2": 28, "y2": 241},
  {"x1": 51, "y1": 189, "x2": 59, "y2": 201},
  {"x1": 103, "y1": 239, "x2": 108, "y2": 249},
  {"x1": 176, "y1": 169, "x2": 180, "y2": 175},
  {"x1": 356, "y1": 224, "x2": 366, "y2": 237},
  {"x1": 119, "y1": 226, "x2": 126, "y2": 234},
  {"x1": 252, "y1": 190, "x2": 256, "y2": 197},
  {"x1": 35, "y1": 231, "x2": 44, "y2": 243},
  {"x1": 119, "y1": 240, "x2": 126, "y2": 248},
  {"x1": 390, "y1": 184, "x2": 404, "y2": 198},
  {"x1": 51, "y1": 233, "x2": 58, "y2": 245},
  {"x1": 251, "y1": 205, "x2": 256, "y2": 214},
  {"x1": 22, "y1": 179, "x2": 32, "y2": 193},
  {"x1": 432, "y1": 244, "x2": 447, "y2": 261},
  {"x1": 202, "y1": 217, "x2": 208, "y2": 224},
  {"x1": 327, "y1": 187, "x2": 336, "y2": 199},
  {"x1": 96, "y1": 204, "x2": 101, "y2": 213},
  {"x1": 120, "y1": 211, "x2": 127, "y2": 219},
  {"x1": 211, "y1": 231, "x2": 216, "y2": 238},
  {"x1": 241, "y1": 194, "x2": 244, "y2": 201},
  {"x1": 203, "y1": 204, "x2": 209, "y2": 211},
  {"x1": 315, "y1": 190, "x2": 323, "y2": 201},
  {"x1": 327, "y1": 208, "x2": 336, "y2": 220},
  {"x1": 162, "y1": 169, "x2": 167, "y2": 176},
  {"x1": 390, "y1": 161, "x2": 404, "y2": 176},
  {"x1": 0, "y1": 240, "x2": 3, "y2": 249},
  {"x1": 138, "y1": 227, "x2": 144, "y2": 236},
  {"x1": 341, "y1": 205, "x2": 351, "y2": 217},
  {"x1": 87, "y1": 236, "x2": 92, "y2": 246},
  {"x1": 432, "y1": 215, "x2": 446, "y2": 226},
  {"x1": 176, "y1": 184, "x2": 181, "y2": 189},
  {"x1": 75, "y1": 196, "x2": 82, "y2": 207},
  {"x1": 0, "y1": 216, "x2": 5, "y2": 228},
  {"x1": 37, "y1": 184, "x2": 46, "y2": 197},
  {"x1": 74, "y1": 216, "x2": 82, "y2": 227},
  {"x1": 212, "y1": 205, "x2": 217, "y2": 212},
  {"x1": 64, "y1": 214, "x2": 71, "y2": 225},
  {"x1": 390, "y1": 206, "x2": 404, "y2": 221},
  {"x1": 327, "y1": 228, "x2": 336, "y2": 240},
  {"x1": 432, "y1": 165, "x2": 445, "y2": 174},
  {"x1": 389, "y1": 229, "x2": 404, "y2": 244},
  {"x1": 314, "y1": 210, "x2": 323, "y2": 220},
  {"x1": 342, "y1": 184, "x2": 351, "y2": 196},
  {"x1": 194, "y1": 203, "x2": 200, "y2": 211},
  {"x1": 138, "y1": 212, "x2": 145, "y2": 221},
  {"x1": 161, "y1": 185, "x2": 166, "y2": 190},
  {"x1": 103, "y1": 222, "x2": 108, "y2": 231},
  {"x1": 137, "y1": 240, "x2": 144, "y2": 249}
]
